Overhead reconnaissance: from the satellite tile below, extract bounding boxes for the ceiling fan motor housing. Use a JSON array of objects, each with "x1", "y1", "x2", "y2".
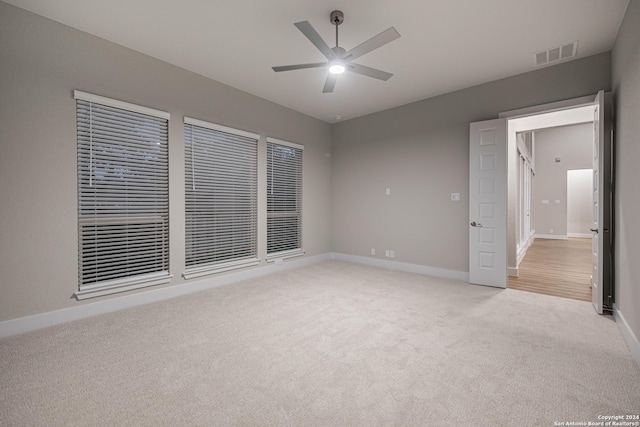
[
  {"x1": 332, "y1": 46, "x2": 346, "y2": 56},
  {"x1": 330, "y1": 10, "x2": 344, "y2": 25}
]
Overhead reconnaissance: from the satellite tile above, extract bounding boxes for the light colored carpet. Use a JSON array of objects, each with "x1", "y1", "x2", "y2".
[{"x1": 1, "y1": 261, "x2": 639, "y2": 426}]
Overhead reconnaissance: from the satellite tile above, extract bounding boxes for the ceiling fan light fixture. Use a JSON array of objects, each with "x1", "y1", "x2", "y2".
[{"x1": 329, "y1": 59, "x2": 346, "y2": 75}]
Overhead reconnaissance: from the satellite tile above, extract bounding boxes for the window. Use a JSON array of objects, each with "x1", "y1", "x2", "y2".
[
  {"x1": 75, "y1": 91, "x2": 171, "y2": 299},
  {"x1": 266, "y1": 137, "x2": 304, "y2": 259},
  {"x1": 184, "y1": 118, "x2": 258, "y2": 279}
]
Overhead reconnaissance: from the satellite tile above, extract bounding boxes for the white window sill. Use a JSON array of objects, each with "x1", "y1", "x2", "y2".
[
  {"x1": 265, "y1": 249, "x2": 305, "y2": 263},
  {"x1": 182, "y1": 258, "x2": 260, "y2": 280},
  {"x1": 74, "y1": 272, "x2": 172, "y2": 300}
]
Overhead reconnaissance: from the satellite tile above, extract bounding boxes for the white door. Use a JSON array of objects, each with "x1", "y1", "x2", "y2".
[
  {"x1": 469, "y1": 119, "x2": 507, "y2": 287},
  {"x1": 591, "y1": 91, "x2": 605, "y2": 314}
]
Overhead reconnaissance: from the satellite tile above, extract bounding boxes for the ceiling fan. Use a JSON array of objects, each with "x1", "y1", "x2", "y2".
[{"x1": 272, "y1": 10, "x2": 401, "y2": 93}]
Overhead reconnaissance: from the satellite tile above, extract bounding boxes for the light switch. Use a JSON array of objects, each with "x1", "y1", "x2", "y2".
[
  {"x1": 555, "y1": 200, "x2": 561, "y2": 204},
  {"x1": 542, "y1": 200, "x2": 549, "y2": 204},
  {"x1": 451, "y1": 193, "x2": 460, "y2": 201},
  {"x1": 385, "y1": 188, "x2": 391, "y2": 196}
]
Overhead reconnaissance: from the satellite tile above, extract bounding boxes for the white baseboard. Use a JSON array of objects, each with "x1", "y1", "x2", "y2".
[
  {"x1": 0, "y1": 253, "x2": 331, "y2": 339},
  {"x1": 613, "y1": 304, "x2": 640, "y2": 370},
  {"x1": 567, "y1": 233, "x2": 592, "y2": 238},
  {"x1": 535, "y1": 234, "x2": 568, "y2": 240},
  {"x1": 330, "y1": 253, "x2": 469, "y2": 282},
  {"x1": 508, "y1": 267, "x2": 519, "y2": 277}
]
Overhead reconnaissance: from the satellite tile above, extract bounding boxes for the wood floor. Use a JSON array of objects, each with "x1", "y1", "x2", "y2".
[{"x1": 508, "y1": 238, "x2": 592, "y2": 302}]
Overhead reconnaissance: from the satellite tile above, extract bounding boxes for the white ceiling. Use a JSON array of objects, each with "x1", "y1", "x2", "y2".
[{"x1": 5, "y1": 0, "x2": 629, "y2": 123}]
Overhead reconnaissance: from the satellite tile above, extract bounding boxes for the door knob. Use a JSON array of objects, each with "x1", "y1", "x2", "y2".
[{"x1": 470, "y1": 221, "x2": 483, "y2": 227}]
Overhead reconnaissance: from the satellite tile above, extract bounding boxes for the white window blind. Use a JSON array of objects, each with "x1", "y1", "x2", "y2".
[
  {"x1": 266, "y1": 138, "x2": 303, "y2": 258},
  {"x1": 184, "y1": 118, "x2": 258, "y2": 278},
  {"x1": 75, "y1": 91, "x2": 171, "y2": 299}
]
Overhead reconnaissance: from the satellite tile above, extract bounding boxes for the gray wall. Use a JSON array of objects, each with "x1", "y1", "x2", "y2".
[
  {"x1": 0, "y1": 3, "x2": 332, "y2": 321},
  {"x1": 533, "y1": 123, "x2": 593, "y2": 237},
  {"x1": 331, "y1": 54, "x2": 611, "y2": 274},
  {"x1": 612, "y1": 0, "x2": 640, "y2": 356}
]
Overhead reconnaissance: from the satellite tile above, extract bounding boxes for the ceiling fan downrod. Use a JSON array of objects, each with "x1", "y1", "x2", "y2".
[{"x1": 330, "y1": 10, "x2": 344, "y2": 48}]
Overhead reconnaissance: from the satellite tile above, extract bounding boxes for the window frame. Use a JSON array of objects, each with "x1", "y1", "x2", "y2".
[
  {"x1": 183, "y1": 117, "x2": 259, "y2": 279},
  {"x1": 74, "y1": 91, "x2": 171, "y2": 300},
  {"x1": 265, "y1": 137, "x2": 305, "y2": 261}
]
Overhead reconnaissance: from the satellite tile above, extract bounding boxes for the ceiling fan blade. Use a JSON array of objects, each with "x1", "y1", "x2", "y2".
[
  {"x1": 294, "y1": 21, "x2": 336, "y2": 60},
  {"x1": 343, "y1": 27, "x2": 400, "y2": 61},
  {"x1": 272, "y1": 62, "x2": 327, "y2": 72},
  {"x1": 322, "y1": 75, "x2": 337, "y2": 93},
  {"x1": 347, "y1": 63, "x2": 394, "y2": 81}
]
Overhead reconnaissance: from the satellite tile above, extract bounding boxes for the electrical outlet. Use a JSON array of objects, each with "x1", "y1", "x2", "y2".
[
  {"x1": 550, "y1": 229, "x2": 554, "y2": 234},
  {"x1": 389, "y1": 250, "x2": 395, "y2": 258},
  {"x1": 370, "y1": 248, "x2": 375, "y2": 256}
]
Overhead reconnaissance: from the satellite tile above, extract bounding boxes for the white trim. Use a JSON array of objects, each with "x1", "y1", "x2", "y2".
[
  {"x1": 613, "y1": 304, "x2": 640, "y2": 369},
  {"x1": 516, "y1": 233, "x2": 536, "y2": 266},
  {"x1": 499, "y1": 95, "x2": 595, "y2": 119},
  {"x1": 74, "y1": 272, "x2": 173, "y2": 300},
  {"x1": 535, "y1": 234, "x2": 568, "y2": 240},
  {"x1": 0, "y1": 254, "x2": 330, "y2": 339},
  {"x1": 183, "y1": 258, "x2": 260, "y2": 280},
  {"x1": 330, "y1": 253, "x2": 469, "y2": 282},
  {"x1": 266, "y1": 249, "x2": 306, "y2": 262},
  {"x1": 184, "y1": 117, "x2": 259, "y2": 140},
  {"x1": 508, "y1": 267, "x2": 519, "y2": 277},
  {"x1": 567, "y1": 233, "x2": 592, "y2": 238},
  {"x1": 266, "y1": 136, "x2": 304, "y2": 150},
  {"x1": 73, "y1": 90, "x2": 170, "y2": 120},
  {"x1": 508, "y1": 106, "x2": 594, "y2": 133}
]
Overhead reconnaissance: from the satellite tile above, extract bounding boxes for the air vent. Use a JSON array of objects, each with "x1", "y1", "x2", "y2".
[{"x1": 534, "y1": 41, "x2": 578, "y2": 66}]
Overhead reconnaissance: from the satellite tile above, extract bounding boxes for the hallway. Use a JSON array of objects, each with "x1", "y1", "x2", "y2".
[{"x1": 508, "y1": 238, "x2": 592, "y2": 302}]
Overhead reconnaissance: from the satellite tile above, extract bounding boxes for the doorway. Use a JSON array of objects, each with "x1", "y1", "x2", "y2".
[
  {"x1": 507, "y1": 108, "x2": 595, "y2": 301},
  {"x1": 567, "y1": 168, "x2": 593, "y2": 238},
  {"x1": 469, "y1": 92, "x2": 613, "y2": 313}
]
